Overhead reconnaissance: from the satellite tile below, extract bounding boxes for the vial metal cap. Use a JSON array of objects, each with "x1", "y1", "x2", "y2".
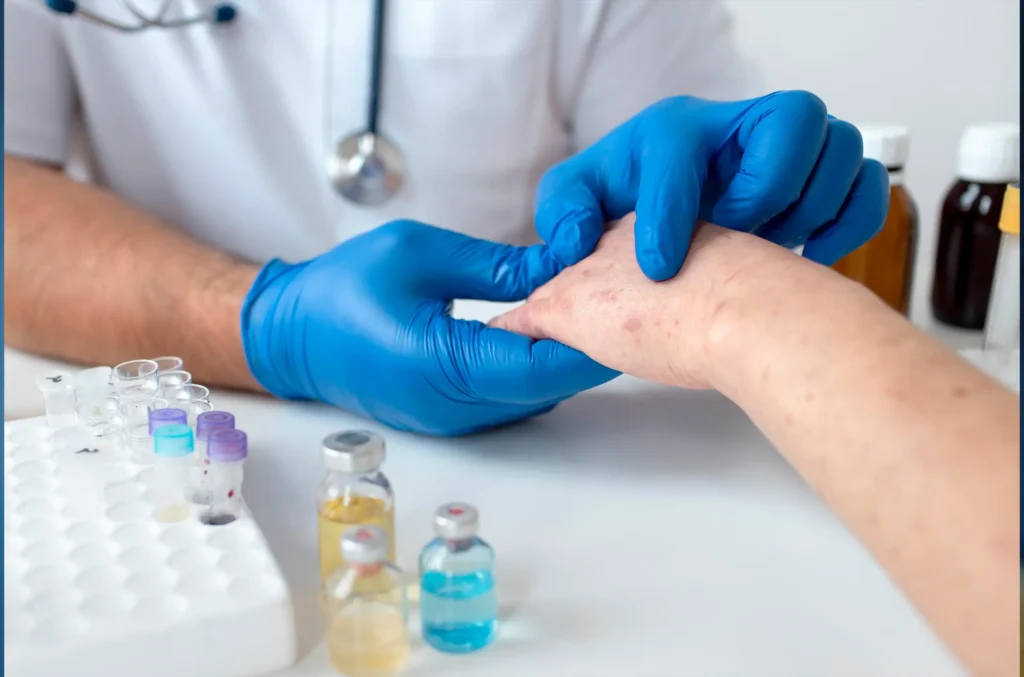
[
  {"x1": 434, "y1": 502, "x2": 479, "y2": 540},
  {"x1": 321, "y1": 430, "x2": 385, "y2": 473},
  {"x1": 340, "y1": 525, "x2": 389, "y2": 564}
]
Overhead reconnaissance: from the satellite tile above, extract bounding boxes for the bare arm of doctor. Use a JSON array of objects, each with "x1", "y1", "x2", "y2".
[
  {"x1": 4, "y1": 155, "x2": 261, "y2": 390},
  {"x1": 493, "y1": 215, "x2": 1020, "y2": 677}
]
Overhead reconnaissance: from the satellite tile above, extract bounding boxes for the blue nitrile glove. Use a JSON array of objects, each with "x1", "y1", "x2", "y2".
[
  {"x1": 240, "y1": 220, "x2": 618, "y2": 436},
  {"x1": 536, "y1": 91, "x2": 891, "y2": 281}
]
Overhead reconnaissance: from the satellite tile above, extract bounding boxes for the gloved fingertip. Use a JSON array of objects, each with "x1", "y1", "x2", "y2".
[
  {"x1": 636, "y1": 249, "x2": 675, "y2": 282},
  {"x1": 633, "y1": 214, "x2": 689, "y2": 282},
  {"x1": 545, "y1": 205, "x2": 605, "y2": 266}
]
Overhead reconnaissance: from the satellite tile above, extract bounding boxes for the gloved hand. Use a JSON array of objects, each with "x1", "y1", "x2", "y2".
[
  {"x1": 240, "y1": 220, "x2": 617, "y2": 436},
  {"x1": 536, "y1": 91, "x2": 890, "y2": 281}
]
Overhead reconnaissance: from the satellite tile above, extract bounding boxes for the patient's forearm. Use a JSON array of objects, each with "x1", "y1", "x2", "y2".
[
  {"x1": 704, "y1": 238, "x2": 1019, "y2": 677},
  {"x1": 4, "y1": 155, "x2": 260, "y2": 390},
  {"x1": 494, "y1": 217, "x2": 1018, "y2": 675}
]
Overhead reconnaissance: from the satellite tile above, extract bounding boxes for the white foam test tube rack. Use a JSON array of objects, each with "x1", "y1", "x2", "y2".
[{"x1": 4, "y1": 416, "x2": 297, "y2": 677}]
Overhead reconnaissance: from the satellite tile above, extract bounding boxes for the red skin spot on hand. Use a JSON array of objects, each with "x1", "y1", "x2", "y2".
[
  {"x1": 623, "y1": 316, "x2": 642, "y2": 332},
  {"x1": 673, "y1": 319, "x2": 679, "y2": 326},
  {"x1": 590, "y1": 289, "x2": 618, "y2": 302},
  {"x1": 581, "y1": 268, "x2": 594, "y2": 278}
]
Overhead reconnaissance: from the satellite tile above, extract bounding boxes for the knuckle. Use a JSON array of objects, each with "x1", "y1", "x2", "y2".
[
  {"x1": 827, "y1": 119, "x2": 865, "y2": 158},
  {"x1": 376, "y1": 219, "x2": 431, "y2": 252},
  {"x1": 780, "y1": 90, "x2": 827, "y2": 121}
]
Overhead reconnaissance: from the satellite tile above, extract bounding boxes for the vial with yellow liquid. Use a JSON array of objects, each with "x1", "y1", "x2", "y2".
[
  {"x1": 325, "y1": 526, "x2": 409, "y2": 677},
  {"x1": 317, "y1": 430, "x2": 396, "y2": 583}
]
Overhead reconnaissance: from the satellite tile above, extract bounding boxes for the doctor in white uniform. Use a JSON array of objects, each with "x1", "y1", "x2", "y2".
[{"x1": 5, "y1": 0, "x2": 889, "y2": 435}]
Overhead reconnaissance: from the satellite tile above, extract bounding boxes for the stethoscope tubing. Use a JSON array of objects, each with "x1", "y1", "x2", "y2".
[{"x1": 366, "y1": 0, "x2": 387, "y2": 136}]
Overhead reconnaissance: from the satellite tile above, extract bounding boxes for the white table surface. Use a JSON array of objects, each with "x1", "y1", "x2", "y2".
[{"x1": 3, "y1": 301, "x2": 967, "y2": 677}]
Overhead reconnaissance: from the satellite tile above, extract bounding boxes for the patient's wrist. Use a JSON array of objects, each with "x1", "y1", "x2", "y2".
[
  {"x1": 659, "y1": 224, "x2": 788, "y2": 391},
  {"x1": 698, "y1": 235, "x2": 881, "y2": 401}
]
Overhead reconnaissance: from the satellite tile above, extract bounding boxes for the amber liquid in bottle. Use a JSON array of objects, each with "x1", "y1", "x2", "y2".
[
  {"x1": 833, "y1": 175, "x2": 918, "y2": 315},
  {"x1": 930, "y1": 180, "x2": 1010, "y2": 329}
]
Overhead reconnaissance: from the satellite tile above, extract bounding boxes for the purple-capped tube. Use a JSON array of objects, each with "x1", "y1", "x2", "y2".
[
  {"x1": 149, "y1": 408, "x2": 188, "y2": 435},
  {"x1": 201, "y1": 429, "x2": 248, "y2": 526},
  {"x1": 188, "y1": 411, "x2": 236, "y2": 505}
]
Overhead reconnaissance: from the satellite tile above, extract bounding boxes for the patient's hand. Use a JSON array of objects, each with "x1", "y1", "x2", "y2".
[{"x1": 492, "y1": 213, "x2": 764, "y2": 389}]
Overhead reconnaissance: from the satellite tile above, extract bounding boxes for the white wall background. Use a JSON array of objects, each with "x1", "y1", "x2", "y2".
[{"x1": 723, "y1": 0, "x2": 1020, "y2": 328}]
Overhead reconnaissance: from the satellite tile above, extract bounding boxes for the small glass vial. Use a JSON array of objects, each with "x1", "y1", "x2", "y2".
[
  {"x1": 419, "y1": 502, "x2": 497, "y2": 653},
  {"x1": 325, "y1": 526, "x2": 409, "y2": 677},
  {"x1": 832, "y1": 125, "x2": 918, "y2": 315},
  {"x1": 317, "y1": 430, "x2": 396, "y2": 583},
  {"x1": 187, "y1": 410, "x2": 236, "y2": 504},
  {"x1": 984, "y1": 183, "x2": 1020, "y2": 351},
  {"x1": 151, "y1": 423, "x2": 196, "y2": 523},
  {"x1": 200, "y1": 428, "x2": 248, "y2": 526},
  {"x1": 35, "y1": 371, "x2": 77, "y2": 430}
]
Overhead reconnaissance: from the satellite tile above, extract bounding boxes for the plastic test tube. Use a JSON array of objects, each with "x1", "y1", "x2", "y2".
[
  {"x1": 152, "y1": 423, "x2": 196, "y2": 521},
  {"x1": 150, "y1": 408, "x2": 188, "y2": 435},
  {"x1": 984, "y1": 182, "x2": 1020, "y2": 351},
  {"x1": 151, "y1": 356, "x2": 184, "y2": 373},
  {"x1": 188, "y1": 411, "x2": 236, "y2": 504},
  {"x1": 202, "y1": 429, "x2": 248, "y2": 526},
  {"x1": 35, "y1": 371, "x2": 77, "y2": 430},
  {"x1": 157, "y1": 369, "x2": 192, "y2": 398}
]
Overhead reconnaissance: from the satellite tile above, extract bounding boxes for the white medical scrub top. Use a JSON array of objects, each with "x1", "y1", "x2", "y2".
[{"x1": 5, "y1": 0, "x2": 760, "y2": 265}]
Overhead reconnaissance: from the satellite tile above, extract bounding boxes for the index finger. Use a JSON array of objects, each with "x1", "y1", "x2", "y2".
[{"x1": 710, "y1": 91, "x2": 829, "y2": 231}]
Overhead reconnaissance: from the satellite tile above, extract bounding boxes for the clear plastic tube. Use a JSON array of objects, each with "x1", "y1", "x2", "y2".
[
  {"x1": 113, "y1": 359, "x2": 159, "y2": 401},
  {"x1": 151, "y1": 356, "x2": 184, "y2": 373},
  {"x1": 157, "y1": 369, "x2": 192, "y2": 397},
  {"x1": 35, "y1": 371, "x2": 77, "y2": 430}
]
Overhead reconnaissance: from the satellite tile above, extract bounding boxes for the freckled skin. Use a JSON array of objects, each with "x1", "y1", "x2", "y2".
[
  {"x1": 953, "y1": 386, "x2": 968, "y2": 399},
  {"x1": 623, "y1": 315, "x2": 642, "y2": 332}
]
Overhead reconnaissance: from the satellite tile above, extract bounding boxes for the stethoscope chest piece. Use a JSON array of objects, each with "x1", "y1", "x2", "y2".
[{"x1": 328, "y1": 131, "x2": 405, "y2": 207}]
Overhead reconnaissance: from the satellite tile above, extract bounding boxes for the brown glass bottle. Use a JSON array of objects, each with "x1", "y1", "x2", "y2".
[
  {"x1": 832, "y1": 126, "x2": 917, "y2": 314},
  {"x1": 930, "y1": 122, "x2": 1019, "y2": 329},
  {"x1": 833, "y1": 181, "x2": 918, "y2": 314},
  {"x1": 930, "y1": 181, "x2": 1010, "y2": 328}
]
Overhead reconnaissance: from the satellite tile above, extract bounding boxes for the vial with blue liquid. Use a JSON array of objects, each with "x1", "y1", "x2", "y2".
[{"x1": 418, "y1": 502, "x2": 497, "y2": 653}]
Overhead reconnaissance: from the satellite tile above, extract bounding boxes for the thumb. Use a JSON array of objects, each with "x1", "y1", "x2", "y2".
[
  {"x1": 417, "y1": 227, "x2": 561, "y2": 302},
  {"x1": 534, "y1": 153, "x2": 608, "y2": 267},
  {"x1": 634, "y1": 137, "x2": 707, "y2": 281}
]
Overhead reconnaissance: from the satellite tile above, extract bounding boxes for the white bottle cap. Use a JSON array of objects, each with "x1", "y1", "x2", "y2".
[
  {"x1": 857, "y1": 125, "x2": 910, "y2": 169},
  {"x1": 956, "y1": 123, "x2": 1020, "y2": 184}
]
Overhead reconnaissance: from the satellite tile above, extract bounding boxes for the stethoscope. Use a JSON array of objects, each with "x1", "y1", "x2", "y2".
[
  {"x1": 46, "y1": 0, "x2": 406, "y2": 207},
  {"x1": 45, "y1": 0, "x2": 237, "y2": 31}
]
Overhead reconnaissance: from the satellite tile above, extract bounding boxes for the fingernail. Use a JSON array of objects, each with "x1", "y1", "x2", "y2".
[{"x1": 554, "y1": 221, "x2": 583, "y2": 263}]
